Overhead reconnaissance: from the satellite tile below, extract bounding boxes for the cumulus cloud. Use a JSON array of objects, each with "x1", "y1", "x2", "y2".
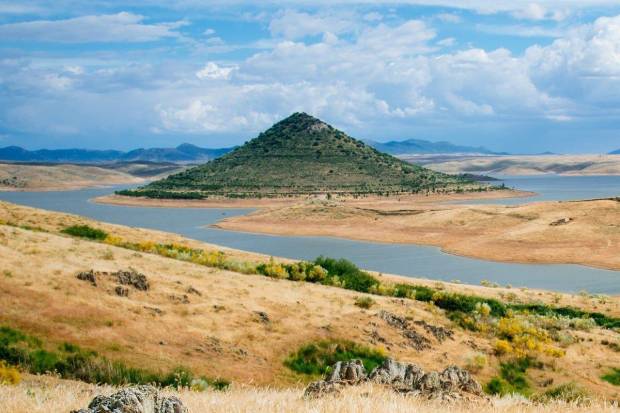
[
  {"x1": 0, "y1": 12, "x2": 185, "y2": 42},
  {"x1": 196, "y1": 62, "x2": 236, "y2": 80},
  {"x1": 269, "y1": 9, "x2": 358, "y2": 39},
  {"x1": 3, "y1": 7, "x2": 620, "y2": 149}
]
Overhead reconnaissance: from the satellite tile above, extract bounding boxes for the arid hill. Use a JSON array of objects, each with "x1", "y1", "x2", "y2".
[{"x1": 121, "y1": 113, "x2": 480, "y2": 199}]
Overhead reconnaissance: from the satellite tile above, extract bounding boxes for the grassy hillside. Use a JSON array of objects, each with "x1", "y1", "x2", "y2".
[
  {"x1": 0, "y1": 200, "x2": 619, "y2": 402},
  {"x1": 122, "y1": 113, "x2": 479, "y2": 198}
]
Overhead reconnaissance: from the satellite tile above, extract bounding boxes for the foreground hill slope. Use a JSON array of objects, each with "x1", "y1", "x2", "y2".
[
  {"x1": 129, "y1": 113, "x2": 475, "y2": 198},
  {"x1": 0, "y1": 200, "x2": 619, "y2": 403}
]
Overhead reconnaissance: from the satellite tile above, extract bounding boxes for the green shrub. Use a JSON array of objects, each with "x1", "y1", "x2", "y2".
[
  {"x1": 485, "y1": 357, "x2": 536, "y2": 396},
  {"x1": 61, "y1": 225, "x2": 108, "y2": 240},
  {"x1": 354, "y1": 296, "x2": 375, "y2": 309},
  {"x1": 314, "y1": 256, "x2": 379, "y2": 293},
  {"x1": 602, "y1": 368, "x2": 620, "y2": 385},
  {"x1": 532, "y1": 382, "x2": 590, "y2": 403},
  {"x1": 0, "y1": 325, "x2": 228, "y2": 389},
  {"x1": 284, "y1": 340, "x2": 386, "y2": 377}
]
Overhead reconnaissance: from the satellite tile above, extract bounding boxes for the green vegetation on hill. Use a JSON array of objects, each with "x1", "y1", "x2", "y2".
[
  {"x1": 284, "y1": 340, "x2": 386, "y2": 377},
  {"x1": 0, "y1": 326, "x2": 229, "y2": 389},
  {"x1": 121, "y1": 113, "x2": 480, "y2": 198}
]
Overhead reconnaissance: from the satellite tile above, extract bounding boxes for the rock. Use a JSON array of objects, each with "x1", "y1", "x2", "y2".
[
  {"x1": 378, "y1": 310, "x2": 408, "y2": 330},
  {"x1": 254, "y1": 311, "x2": 270, "y2": 323},
  {"x1": 414, "y1": 320, "x2": 454, "y2": 343},
  {"x1": 77, "y1": 270, "x2": 97, "y2": 286},
  {"x1": 418, "y1": 371, "x2": 442, "y2": 393},
  {"x1": 304, "y1": 359, "x2": 484, "y2": 401},
  {"x1": 368, "y1": 358, "x2": 425, "y2": 389},
  {"x1": 402, "y1": 330, "x2": 432, "y2": 351},
  {"x1": 186, "y1": 286, "x2": 202, "y2": 296},
  {"x1": 378, "y1": 311, "x2": 431, "y2": 350},
  {"x1": 550, "y1": 217, "x2": 573, "y2": 226},
  {"x1": 115, "y1": 286, "x2": 129, "y2": 297},
  {"x1": 76, "y1": 269, "x2": 149, "y2": 291},
  {"x1": 303, "y1": 380, "x2": 342, "y2": 398},
  {"x1": 169, "y1": 294, "x2": 190, "y2": 304},
  {"x1": 326, "y1": 359, "x2": 366, "y2": 384},
  {"x1": 71, "y1": 385, "x2": 188, "y2": 413},
  {"x1": 439, "y1": 365, "x2": 483, "y2": 395},
  {"x1": 115, "y1": 270, "x2": 149, "y2": 291}
]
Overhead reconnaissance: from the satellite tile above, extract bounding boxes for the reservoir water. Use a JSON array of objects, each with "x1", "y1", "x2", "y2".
[{"x1": 1, "y1": 175, "x2": 618, "y2": 294}]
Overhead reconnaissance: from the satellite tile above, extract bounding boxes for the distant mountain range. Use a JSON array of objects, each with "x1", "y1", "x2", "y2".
[
  {"x1": 366, "y1": 139, "x2": 506, "y2": 155},
  {"x1": 0, "y1": 143, "x2": 234, "y2": 163},
  {"x1": 0, "y1": 138, "x2": 505, "y2": 164},
  {"x1": 610, "y1": 149, "x2": 620, "y2": 155}
]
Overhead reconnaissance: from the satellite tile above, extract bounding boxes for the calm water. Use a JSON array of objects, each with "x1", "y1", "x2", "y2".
[
  {"x1": 1, "y1": 175, "x2": 619, "y2": 294},
  {"x1": 462, "y1": 175, "x2": 620, "y2": 205}
]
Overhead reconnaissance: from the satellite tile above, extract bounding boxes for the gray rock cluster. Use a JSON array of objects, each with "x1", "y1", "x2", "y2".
[
  {"x1": 378, "y1": 310, "x2": 432, "y2": 350},
  {"x1": 304, "y1": 358, "x2": 483, "y2": 401},
  {"x1": 76, "y1": 269, "x2": 150, "y2": 297},
  {"x1": 71, "y1": 385, "x2": 187, "y2": 413}
]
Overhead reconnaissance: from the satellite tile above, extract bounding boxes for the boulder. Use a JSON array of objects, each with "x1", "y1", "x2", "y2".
[
  {"x1": 303, "y1": 380, "x2": 342, "y2": 398},
  {"x1": 368, "y1": 358, "x2": 425, "y2": 389},
  {"x1": 439, "y1": 365, "x2": 483, "y2": 395},
  {"x1": 326, "y1": 359, "x2": 366, "y2": 384},
  {"x1": 71, "y1": 385, "x2": 187, "y2": 413},
  {"x1": 116, "y1": 270, "x2": 149, "y2": 291},
  {"x1": 77, "y1": 270, "x2": 97, "y2": 286}
]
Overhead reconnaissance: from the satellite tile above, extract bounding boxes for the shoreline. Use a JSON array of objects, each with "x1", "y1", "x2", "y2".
[
  {"x1": 1, "y1": 199, "x2": 617, "y2": 302},
  {"x1": 93, "y1": 188, "x2": 534, "y2": 209},
  {"x1": 213, "y1": 197, "x2": 620, "y2": 272}
]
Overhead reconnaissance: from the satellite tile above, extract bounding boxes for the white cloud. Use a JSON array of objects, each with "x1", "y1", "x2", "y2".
[
  {"x1": 476, "y1": 24, "x2": 564, "y2": 37},
  {"x1": 512, "y1": 3, "x2": 548, "y2": 20},
  {"x1": 0, "y1": 12, "x2": 185, "y2": 42},
  {"x1": 4, "y1": 7, "x2": 620, "y2": 149},
  {"x1": 436, "y1": 13, "x2": 461, "y2": 23},
  {"x1": 0, "y1": 3, "x2": 43, "y2": 14},
  {"x1": 269, "y1": 10, "x2": 357, "y2": 39},
  {"x1": 195, "y1": 62, "x2": 236, "y2": 80},
  {"x1": 437, "y1": 37, "x2": 456, "y2": 47}
]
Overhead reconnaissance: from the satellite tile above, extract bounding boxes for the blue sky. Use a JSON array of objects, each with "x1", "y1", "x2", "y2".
[{"x1": 1, "y1": 1, "x2": 620, "y2": 153}]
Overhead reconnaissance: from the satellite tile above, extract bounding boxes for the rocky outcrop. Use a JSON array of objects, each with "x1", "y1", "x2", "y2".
[
  {"x1": 304, "y1": 360, "x2": 366, "y2": 397},
  {"x1": 326, "y1": 360, "x2": 366, "y2": 384},
  {"x1": 378, "y1": 311, "x2": 432, "y2": 350},
  {"x1": 76, "y1": 269, "x2": 149, "y2": 297},
  {"x1": 115, "y1": 269, "x2": 149, "y2": 291},
  {"x1": 368, "y1": 358, "x2": 425, "y2": 390},
  {"x1": 71, "y1": 385, "x2": 187, "y2": 413},
  {"x1": 304, "y1": 358, "x2": 483, "y2": 401},
  {"x1": 414, "y1": 320, "x2": 454, "y2": 343}
]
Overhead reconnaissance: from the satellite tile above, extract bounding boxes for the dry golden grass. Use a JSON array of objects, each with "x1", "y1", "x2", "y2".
[
  {"x1": 1, "y1": 376, "x2": 618, "y2": 413},
  {"x1": 0, "y1": 200, "x2": 618, "y2": 398},
  {"x1": 215, "y1": 198, "x2": 620, "y2": 271}
]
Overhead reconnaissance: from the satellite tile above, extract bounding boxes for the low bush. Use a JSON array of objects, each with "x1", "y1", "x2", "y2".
[
  {"x1": 0, "y1": 326, "x2": 228, "y2": 389},
  {"x1": 284, "y1": 340, "x2": 386, "y2": 377},
  {"x1": 484, "y1": 357, "x2": 537, "y2": 396},
  {"x1": 0, "y1": 361, "x2": 20, "y2": 385},
  {"x1": 61, "y1": 225, "x2": 108, "y2": 240},
  {"x1": 532, "y1": 382, "x2": 590, "y2": 403},
  {"x1": 354, "y1": 296, "x2": 375, "y2": 309},
  {"x1": 314, "y1": 256, "x2": 379, "y2": 293},
  {"x1": 602, "y1": 368, "x2": 620, "y2": 386}
]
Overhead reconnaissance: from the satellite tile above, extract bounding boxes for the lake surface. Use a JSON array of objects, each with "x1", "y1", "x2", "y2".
[
  {"x1": 1, "y1": 175, "x2": 619, "y2": 294},
  {"x1": 462, "y1": 175, "x2": 620, "y2": 205}
]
